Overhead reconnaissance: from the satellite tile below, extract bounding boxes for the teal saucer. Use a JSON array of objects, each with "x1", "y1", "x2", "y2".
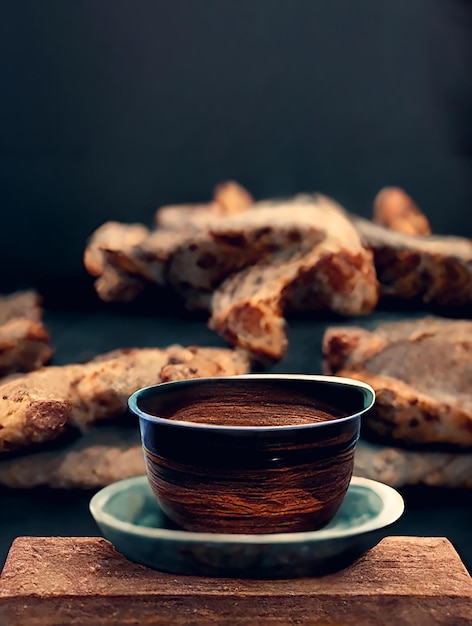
[{"x1": 90, "y1": 475, "x2": 404, "y2": 578}]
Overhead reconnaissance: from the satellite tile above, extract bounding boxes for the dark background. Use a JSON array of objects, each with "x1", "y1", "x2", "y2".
[{"x1": 1, "y1": 0, "x2": 471, "y2": 291}]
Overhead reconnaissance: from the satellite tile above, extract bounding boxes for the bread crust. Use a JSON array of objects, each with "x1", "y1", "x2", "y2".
[
  {"x1": 0, "y1": 291, "x2": 54, "y2": 376},
  {"x1": 373, "y1": 187, "x2": 431, "y2": 236},
  {"x1": 323, "y1": 317, "x2": 472, "y2": 447},
  {"x1": 0, "y1": 345, "x2": 252, "y2": 453},
  {"x1": 353, "y1": 216, "x2": 472, "y2": 306}
]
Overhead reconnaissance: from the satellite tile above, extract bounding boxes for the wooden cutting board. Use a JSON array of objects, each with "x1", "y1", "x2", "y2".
[{"x1": 1, "y1": 536, "x2": 471, "y2": 625}]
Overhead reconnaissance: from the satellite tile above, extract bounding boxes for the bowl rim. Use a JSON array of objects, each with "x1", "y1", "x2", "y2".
[
  {"x1": 128, "y1": 373, "x2": 375, "y2": 433},
  {"x1": 89, "y1": 475, "x2": 404, "y2": 545}
]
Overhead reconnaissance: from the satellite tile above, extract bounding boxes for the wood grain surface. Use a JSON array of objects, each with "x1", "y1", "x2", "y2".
[
  {"x1": 1, "y1": 536, "x2": 471, "y2": 625},
  {"x1": 138, "y1": 376, "x2": 364, "y2": 533}
]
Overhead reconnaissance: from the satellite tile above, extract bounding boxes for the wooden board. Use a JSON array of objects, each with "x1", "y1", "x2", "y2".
[{"x1": 1, "y1": 536, "x2": 471, "y2": 625}]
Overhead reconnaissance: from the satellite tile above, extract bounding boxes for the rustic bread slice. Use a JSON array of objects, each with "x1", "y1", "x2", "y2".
[
  {"x1": 0, "y1": 364, "x2": 80, "y2": 453},
  {"x1": 209, "y1": 197, "x2": 378, "y2": 361},
  {"x1": 353, "y1": 215, "x2": 472, "y2": 307},
  {"x1": 83, "y1": 196, "x2": 342, "y2": 306},
  {"x1": 85, "y1": 194, "x2": 378, "y2": 313},
  {"x1": 209, "y1": 249, "x2": 297, "y2": 362},
  {"x1": 166, "y1": 200, "x2": 326, "y2": 297},
  {"x1": 83, "y1": 195, "x2": 378, "y2": 362},
  {"x1": 84, "y1": 221, "x2": 152, "y2": 302},
  {"x1": 0, "y1": 345, "x2": 252, "y2": 453},
  {"x1": 323, "y1": 317, "x2": 472, "y2": 447},
  {"x1": 84, "y1": 222, "x2": 190, "y2": 302},
  {"x1": 210, "y1": 241, "x2": 377, "y2": 362},
  {"x1": 84, "y1": 221, "x2": 150, "y2": 277}
]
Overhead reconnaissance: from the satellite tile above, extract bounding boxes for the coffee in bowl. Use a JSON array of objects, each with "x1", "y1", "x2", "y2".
[{"x1": 128, "y1": 374, "x2": 375, "y2": 534}]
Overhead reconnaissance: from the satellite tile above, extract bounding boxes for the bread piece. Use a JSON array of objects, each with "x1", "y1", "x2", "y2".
[
  {"x1": 323, "y1": 317, "x2": 472, "y2": 447},
  {"x1": 0, "y1": 318, "x2": 54, "y2": 376},
  {"x1": 0, "y1": 364, "x2": 79, "y2": 452},
  {"x1": 84, "y1": 196, "x2": 333, "y2": 306},
  {"x1": 0, "y1": 345, "x2": 252, "y2": 453},
  {"x1": 0, "y1": 290, "x2": 43, "y2": 325},
  {"x1": 0, "y1": 290, "x2": 53, "y2": 376},
  {"x1": 170, "y1": 194, "x2": 378, "y2": 303},
  {"x1": 209, "y1": 250, "x2": 296, "y2": 362},
  {"x1": 353, "y1": 215, "x2": 472, "y2": 307},
  {"x1": 0, "y1": 426, "x2": 144, "y2": 488},
  {"x1": 84, "y1": 222, "x2": 189, "y2": 302},
  {"x1": 209, "y1": 197, "x2": 378, "y2": 361},
  {"x1": 160, "y1": 346, "x2": 251, "y2": 381},
  {"x1": 155, "y1": 180, "x2": 254, "y2": 231},
  {"x1": 166, "y1": 202, "x2": 325, "y2": 297},
  {"x1": 84, "y1": 221, "x2": 150, "y2": 277},
  {"x1": 84, "y1": 222, "x2": 191, "y2": 302},
  {"x1": 86, "y1": 194, "x2": 378, "y2": 315},
  {"x1": 84, "y1": 221, "x2": 152, "y2": 302},
  {"x1": 0, "y1": 350, "x2": 170, "y2": 453},
  {"x1": 213, "y1": 180, "x2": 254, "y2": 215},
  {"x1": 373, "y1": 187, "x2": 431, "y2": 236},
  {"x1": 155, "y1": 202, "x2": 219, "y2": 232},
  {"x1": 354, "y1": 438, "x2": 472, "y2": 488}
]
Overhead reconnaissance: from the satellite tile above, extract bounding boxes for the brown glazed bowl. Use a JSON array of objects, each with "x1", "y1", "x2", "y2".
[{"x1": 128, "y1": 374, "x2": 375, "y2": 534}]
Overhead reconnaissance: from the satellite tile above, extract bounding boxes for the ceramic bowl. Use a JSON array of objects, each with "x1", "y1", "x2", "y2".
[
  {"x1": 128, "y1": 374, "x2": 375, "y2": 534},
  {"x1": 89, "y1": 475, "x2": 404, "y2": 578}
]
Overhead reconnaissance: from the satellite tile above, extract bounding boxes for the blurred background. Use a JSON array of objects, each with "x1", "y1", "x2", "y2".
[{"x1": 1, "y1": 0, "x2": 471, "y2": 292}]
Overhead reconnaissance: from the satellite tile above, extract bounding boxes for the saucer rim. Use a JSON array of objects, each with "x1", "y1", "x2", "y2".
[{"x1": 90, "y1": 475, "x2": 404, "y2": 545}]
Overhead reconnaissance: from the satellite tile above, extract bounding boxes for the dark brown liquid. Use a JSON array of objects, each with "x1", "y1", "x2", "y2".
[{"x1": 168, "y1": 397, "x2": 344, "y2": 427}]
